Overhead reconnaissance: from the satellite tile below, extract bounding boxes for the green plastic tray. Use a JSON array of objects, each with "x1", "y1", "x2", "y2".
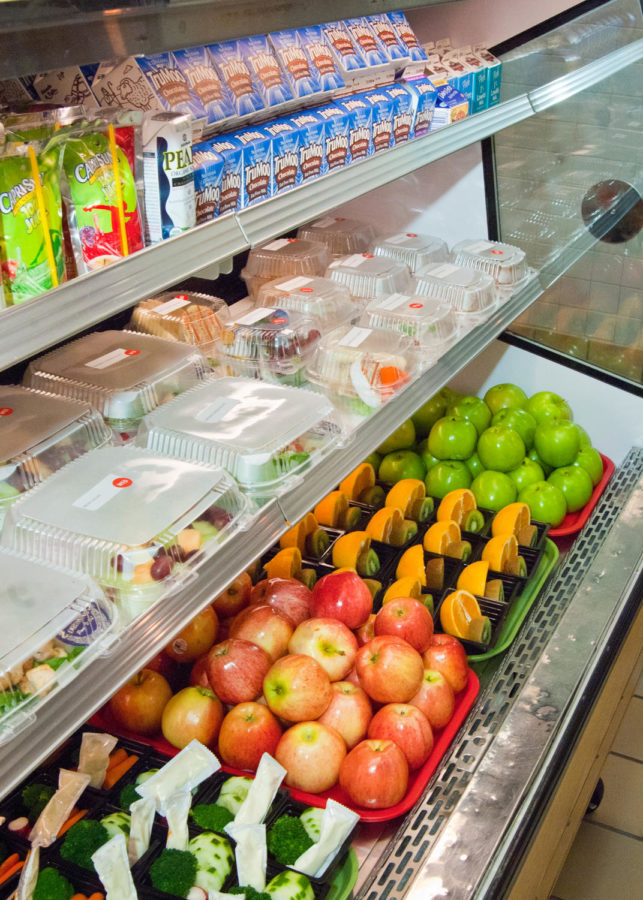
[
  {"x1": 327, "y1": 849, "x2": 359, "y2": 900},
  {"x1": 468, "y1": 538, "x2": 559, "y2": 663}
]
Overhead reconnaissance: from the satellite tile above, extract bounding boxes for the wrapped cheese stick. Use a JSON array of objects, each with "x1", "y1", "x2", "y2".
[
  {"x1": 226, "y1": 823, "x2": 267, "y2": 892},
  {"x1": 92, "y1": 832, "x2": 138, "y2": 899},
  {"x1": 294, "y1": 799, "x2": 359, "y2": 877},
  {"x1": 128, "y1": 796, "x2": 155, "y2": 865},
  {"x1": 78, "y1": 732, "x2": 118, "y2": 788},
  {"x1": 229, "y1": 754, "x2": 285, "y2": 825},
  {"x1": 166, "y1": 790, "x2": 191, "y2": 852},
  {"x1": 16, "y1": 844, "x2": 39, "y2": 900},
  {"x1": 29, "y1": 769, "x2": 90, "y2": 847},
  {"x1": 135, "y1": 740, "x2": 220, "y2": 815}
]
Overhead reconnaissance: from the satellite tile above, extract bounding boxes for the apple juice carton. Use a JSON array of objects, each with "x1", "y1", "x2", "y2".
[
  {"x1": 473, "y1": 46, "x2": 503, "y2": 107},
  {"x1": 363, "y1": 89, "x2": 394, "y2": 152},
  {"x1": 238, "y1": 35, "x2": 294, "y2": 110},
  {"x1": 268, "y1": 30, "x2": 322, "y2": 101},
  {"x1": 206, "y1": 136, "x2": 244, "y2": 214},
  {"x1": 316, "y1": 105, "x2": 351, "y2": 171},
  {"x1": 387, "y1": 12, "x2": 428, "y2": 62},
  {"x1": 142, "y1": 112, "x2": 195, "y2": 243},
  {"x1": 296, "y1": 26, "x2": 345, "y2": 93},
  {"x1": 236, "y1": 127, "x2": 273, "y2": 208},
  {"x1": 172, "y1": 46, "x2": 235, "y2": 127},
  {"x1": 404, "y1": 78, "x2": 438, "y2": 138},
  {"x1": 192, "y1": 142, "x2": 225, "y2": 223},
  {"x1": 206, "y1": 41, "x2": 265, "y2": 118},
  {"x1": 431, "y1": 83, "x2": 469, "y2": 129},
  {"x1": 365, "y1": 14, "x2": 411, "y2": 66},
  {"x1": 320, "y1": 22, "x2": 368, "y2": 90},
  {"x1": 290, "y1": 111, "x2": 326, "y2": 180},
  {"x1": 335, "y1": 96, "x2": 373, "y2": 162},
  {"x1": 383, "y1": 85, "x2": 415, "y2": 144},
  {"x1": 263, "y1": 119, "x2": 301, "y2": 195}
]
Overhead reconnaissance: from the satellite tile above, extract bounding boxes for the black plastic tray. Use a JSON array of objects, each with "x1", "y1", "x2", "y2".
[{"x1": 433, "y1": 588, "x2": 511, "y2": 654}]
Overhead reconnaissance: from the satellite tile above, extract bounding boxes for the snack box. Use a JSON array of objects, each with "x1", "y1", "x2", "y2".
[
  {"x1": 263, "y1": 118, "x2": 301, "y2": 194},
  {"x1": 320, "y1": 21, "x2": 367, "y2": 77},
  {"x1": 450, "y1": 238, "x2": 528, "y2": 285},
  {"x1": 1, "y1": 446, "x2": 250, "y2": 623},
  {"x1": 343, "y1": 17, "x2": 390, "y2": 68},
  {"x1": 316, "y1": 104, "x2": 352, "y2": 171},
  {"x1": 362, "y1": 88, "x2": 395, "y2": 151},
  {"x1": 360, "y1": 292, "x2": 458, "y2": 359},
  {"x1": 473, "y1": 45, "x2": 503, "y2": 107},
  {"x1": 235, "y1": 126, "x2": 273, "y2": 208},
  {"x1": 202, "y1": 135, "x2": 244, "y2": 214},
  {"x1": 0, "y1": 549, "x2": 116, "y2": 746},
  {"x1": 239, "y1": 34, "x2": 295, "y2": 109},
  {"x1": 192, "y1": 142, "x2": 225, "y2": 223},
  {"x1": 327, "y1": 253, "x2": 413, "y2": 299},
  {"x1": 0, "y1": 385, "x2": 112, "y2": 527},
  {"x1": 297, "y1": 216, "x2": 378, "y2": 258},
  {"x1": 387, "y1": 11, "x2": 428, "y2": 62},
  {"x1": 241, "y1": 237, "x2": 331, "y2": 297},
  {"x1": 383, "y1": 84, "x2": 415, "y2": 144},
  {"x1": 366, "y1": 14, "x2": 412, "y2": 64},
  {"x1": 172, "y1": 45, "x2": 236, "y2": 126},
  {"x1": 414, "y1": 261, "x2": 496, "y2": 326},
  {"x1": 23, "y1": 331, "x2": 209, "y2": 438},
  {"x1": 404, "y1": 77, "x2": 438, "y2": 137},
  {"x1": 136, "y1": 377, "x2": 338, "y2": 497},
  {"x1": 268, "y1": 30, "x2": 323, "y2": 99},
  {"x1": 335, "y1": 95, "x2": 374, "y2": 161},
  {"x1": 371, "y1": 232, "x2": 448, "y2": 272},
  {"x1": 296, "y1": 25, "x2": 345, "y2": 92},
  {"x1": 431, "y1": 83, "x2": 469, "y2": 129},
  {"x1": 128, "y1": 52, "x2": 211, "y2": 135},
  {"x1": 256, "y1": 275, "x2": 363, "y2": 328},
  {"x1": 206, "y1": 41, "x2": 265, "y2": 118},
  {"x1": 290, "y1": 110, "x2": 326, "y2": 180}
]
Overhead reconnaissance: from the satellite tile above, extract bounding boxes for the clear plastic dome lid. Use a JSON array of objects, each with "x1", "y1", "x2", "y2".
[
  {"x1": 450, "y1": 239, "x2": 528, "y2": 285},
  {"x1": 256, "y1": 276, "x2": 364, "y2": 328},
  {"x1": 326, "y1": 253, "x2": 412, "y2": 299},
  {"x1": 241, "y1": 238, "x2": 331, "y2": 296},
  {"x1": 129, "y1": 291, "x2": 229, "y2": 356},
  {"x1": 371, "y1": 232, "x2": 449, "y2": 272},
  {"x1": 296, "y1": 216, "x2": 378, "y2": 257},
  {"x1": 413, "y1": 262, "x2": 496, "y2": 319},
  {"x1": 360, "y1": 292, "x2": 458, "y2": 355}
]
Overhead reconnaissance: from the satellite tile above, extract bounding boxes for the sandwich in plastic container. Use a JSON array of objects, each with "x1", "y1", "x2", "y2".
[
  {"x1": 413, "y1": 261, "x2": 496, "y2": 328},
  {"x1": 240, "y1": 238, "x2": 331, "y2": 297},
  {"x1": 297, "y1": 216, "x2": 377, "y2": 258},
  {"x1": 371, "y1": 232, "x2": 448, "y2": 273},
  {"x1": 256, "y1": 275, "x2": 364, "y2": 328},
  {"x1": 360, "y1": 292, "x2": 458, "y2": 359},
  {"x1": 450, "y1": 239, "x2": 528, "y2": 285},
  {"x1": 326, "y1": 253, "x2": 412, "y2": 299}
]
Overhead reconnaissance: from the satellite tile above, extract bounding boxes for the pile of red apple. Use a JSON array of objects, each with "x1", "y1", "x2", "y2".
[{"x1": 109, "y1": 567, "x2": 471, "y2": 811}]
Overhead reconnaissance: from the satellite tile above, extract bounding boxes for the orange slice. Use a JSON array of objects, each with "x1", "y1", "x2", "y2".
[
  {"x1": 366, "y1": 507, "x2": 399, "y2": 543},
  {"x1": 339, "y1": 462, "x2": 375, "y2": 502},
  {"x1": 314, "y1": 490, "x2": 349, "y2": 528},
  {"x1": 382, "y1": 576, "x2": 423, "y2": 604},
  {"x1": 279, "y1": 519, "x2": 308, "y2": 554},
  {"x1": 491, "y1": 502, "x2": 530, "y2": 539},
  {"x1": 396, "y1": 544, "x2": 427, "y2": 587},
  {"x1": 437, "y1": 488, "x2": 476, "y2": 523},
  {"x1": 424, "y1": 520, "x2": 461, "y2": 555},
  {"x1": 385, "y1": 479, "x2": 434, "y2": 522},
  {"x1": 264, "y1": 547, "x2": 302, "y2": 580},
  {"x1": 332, "y1": 531, "x2": 380, "y2": 576},
  {"x1": 440, "y1": 589, "x2": 486, "y2": 640},
  {"x1": 482, "y1": 533, "x2": 520, "y2": 574},
  {"x1": 457, "y1": 560, "x2": 490, "y2": 597}
]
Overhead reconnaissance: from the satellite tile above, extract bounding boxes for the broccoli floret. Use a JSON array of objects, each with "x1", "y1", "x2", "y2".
[
  {"x1": 118, "y1": 782, "x2": 141, "y2": 811},
  {"x1": 149, "y1": 848, "x2": 197, "y2": 898},
  {"x1": 191, "y1": 803, "x2": 234, "y2": 833},
  {"x1": 229, "y1": 887, "x2": 271, "y2": 900},
  {"x1": 60, "y1": 818, "x2": 109, "y2": 869},
  {"x1": 33, "y1": 866, "x2": 75, "y2": 900},
  {"x1": 267, "y1": 816, "x2": 314, "y2": 866},
  {"x1": 21, "y1": 783, "x2": 55, "y2": 818}
]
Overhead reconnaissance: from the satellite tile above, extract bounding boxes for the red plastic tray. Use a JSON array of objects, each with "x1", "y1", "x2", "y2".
[
  {"x1": 548, "y1": 454, "x2": 614, "y2": 538},
  {"x1": 90, "y1": 669, "x2": 479, "y2": 823}
]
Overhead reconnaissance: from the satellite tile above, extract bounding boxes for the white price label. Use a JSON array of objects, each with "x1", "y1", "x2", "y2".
[
  {"x1": 427, "y1": 263, "x2": 460, "y2": 279},
  {"x1": 85, "y1": 348, "x2": 141, "y2": 369},
  {"x1": 153, "y1": 295, "x2": 192, "y2": 316},
  {"x1": 274, "y1": 276, "x2": 313, "y2": 291},
  {"x1": 312, "y1": 216, "x2": 339, "y2": 228},
  {"x1": 465, "y1": 240, "x2": 495, "y2": 255},
  {"x1": 73, "y1": 473, "x2": 133, "y2": 511},
  {"x1": 340, "y1": 254, "x2": 371, "y2": 268},
  {"x1": 236, "y1": 307, "x2": 276, "y2": 325},
  {"x1": 386, "y1": 233, "x2": 413, "y2": 245},
  {"x1": 374, "y1": 293, "x2": 411, "y2": 310},
  {"x1": 339, "y1": 326, "x2": 371, "y2": 348},
  {"x1": 195, "y1": 397, "x2": 238, "y2": 424},
  {"x1": 263, "y1": 238, "x2": 293, "y2": 251}
]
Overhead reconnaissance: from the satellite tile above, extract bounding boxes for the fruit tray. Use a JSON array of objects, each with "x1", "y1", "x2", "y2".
[
  {"x1": 433, "y1": 588, "x2": 514, "y2": 656},
  {"x1": 548, "y1": 454, "x2": 614, "y2": 538}
]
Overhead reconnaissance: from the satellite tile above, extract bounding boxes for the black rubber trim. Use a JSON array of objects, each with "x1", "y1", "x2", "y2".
[
  {"x1": 481, "y1": 136, "x2": 499, "y2": 241},
  {"x1": 490, "y1": 0, "x2": 615, "y2": 56}
]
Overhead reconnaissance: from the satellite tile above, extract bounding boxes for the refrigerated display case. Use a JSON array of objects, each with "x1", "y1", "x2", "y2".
[{"x1": 0, "y1": 1, "x2": 641, "y2": 898}]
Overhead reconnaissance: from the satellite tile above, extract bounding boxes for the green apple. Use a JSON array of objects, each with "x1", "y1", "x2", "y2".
[
  {"x1": 518, "y1": 480, "x2": 567, "y2": 527},
  {"x1": 508, "y1": 457, "x2": 545, "y2": 493},
  {"x1": 483, "y1": 383, "x2": 528, "y2": 414},
  {"x1": 446, "y1": 395, "x2": 492, "y2": 436},
  {"x1": 376, "y1": 419, "x2": 416, "y2": 454},
  {"x1": 411, "y1": 393, "x2": 448, "y2": 438},
  {"x1": 528, "y1": 446, "x2": 553, "y2": 477},
  {"x1": 534, "y1": 420, "x2": 581, "y2": 468},
  {"x1": 428, "y1": 415, "x2": 478, "y2": 461},
  {"x1": 471, "y1": 470, "x2": 517, "y2": 511},
  {"x1": 465, "y1": 451, "x2": 485, "y2": 479},
  {"x1": 425, "y1": 461, "x2": 472, "y2": 499},
  {"x1": 576, "y1": 425, "x2": 592, "y2": 449},
  {"x1": 416, "y1": 439, "x2": 441, "y2": 473},
  {"x1": 548, "y1": 465, "x2": 593, "y2": 512},
  {"x1": 526, "y1": 391, "x2": 573, "y2": 424},
  {"x1": 378, "y1": 450, "x2": 426, "y2": 484},
  {"x1": 477, "y1": 425, "x2": 526, "y2": 473},
  {"x1": 491, "y1": 407, "x2": 537, "y2": 449},
  {"x1": 363, "y1": 451, "x2": 382, "y2": 471},
  {"x1": 572, "y1": 447, "x2": 603, "y2": 486}
]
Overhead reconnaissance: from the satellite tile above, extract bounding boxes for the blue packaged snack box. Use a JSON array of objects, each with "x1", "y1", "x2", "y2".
[
  {"x1": 321, "y1": 22, "x2": 367, "y2": 72},
  {"x1": 343, "y1": 17, "x2": 389, "y2": 67},
  {"x1": 384, "y1": 84, "x2": 415, "y2": 144},
  {"x1": 263, "y1": 119, "x2": 301, "y2": 194},
  {"x1": 336, "y1": 96, "x2": 373, "y2": 161},
  {"x1": 296, "y1": 26, "x2": 345, "y2": 92},
  {"x1": 192, "y1": 142, "x2": 225, "y2": 223},
  {"x1": 172, "y1": 46, "x2": 235, "y2": 125},
  {"x1": 387, "y1": 12, "x2": 427, "y2": 62},
  {"x1": 207, "y1": 41, "x2": 265, "y2": 117},
  {"x1": 431, "y1": 83, "x2": 469, "y2": 129},
  {"x1": 137, "y1": 52, "x2": 206, "y2": 119},
  {"x1": 290, "y1": 110, "x2": 326, "y2": 179},
  {"x1": 236, "y1": 127, "x2": 273, "y2": 208},
  {"x1": 363, "y1": 88, "x2": 394, "y2": 152},
  {"x1": 268, "y1": 30, "x2": 322, "y2": 99},
  {"x1": 404, "y1": 78, "x2": 438, "y2": 138},
  {"x1": 239, "y1": 35, "x2": 294, "y2": 108},
  {"x1": 207, "y1": 135, "x2": 244, "y2": 213},
  {"x1": 366, "y1": 14, "x2": 410, "y2": 63},
  {"x1": 316, "y1": 104, "x2": 352, "y2": 171}
]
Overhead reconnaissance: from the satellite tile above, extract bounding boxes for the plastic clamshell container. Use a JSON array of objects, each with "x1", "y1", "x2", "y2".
[
  {"x1": 219, "y1": 306, "x2": 322, "y2": 386},
  {"x1": 129, "y1": 290, "x2": 229, "y2": 362},
  {"x1": 413, "y1": 262, "x2": 496, "y2": 324},
  {"x1": 450, "y1": 239, "x2": 528, "y2": 285},
  {"x1": 0, "y1": 385, "x2": 112, "y2": 527},
  {"x1": 1, "y1": 446, "x2": 250, "y2": 623},
  {"x1": 0, "y1": 548, "x2": 116, "y2": 745},
  {"x1": 371, "y1": 232, "x2": 449, "y2": 272},
  {"x1": 240, "y1": 238, "x2": 331, "y2": 297},
  {"x1": 297, "y1": 216, "x2": 378, "y2": 257},
  {"x1": 23, "y1": 331, "x2": 209, "y2": 434},
  {"x1": 136, "y1": 377, "x2": 339, "y2": 496},
  {"x1": 327, "y1": 253, "x2": 413, "y2": 299},
  {"x1": 360, "y1": 292, "x2": 458, "y2": 357},
  {"x1": 256, "y1": 275, "x2": 364, "y2": 328}
]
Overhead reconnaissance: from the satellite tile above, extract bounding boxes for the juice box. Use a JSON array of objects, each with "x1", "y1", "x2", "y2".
[
  {"x1": 263, "y1": 119, "x2": 301, "y2": 194},
  {"x1": 206, "y1": 136, "x2": 244, "y2": 214},
  {"x1": 431, "y1": 84, "x2": 469, "y2": 129},
  {"x1": 268, "y1": 30, "x2": 323, "y2": 100},
  {"x1": 236, "y1": 127, "x2": 273, "y2": 208},
  {"x1": 192, "y1": 142, "x2": 225, "y2": 223},
  {"x1": 290, "y1": 111, "x2": 326, "y2": 180}
]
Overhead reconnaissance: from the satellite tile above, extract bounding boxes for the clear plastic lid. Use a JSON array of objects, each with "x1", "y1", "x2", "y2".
[
  {"x1": 219, "y1": 307, "x2": 322, "y2": 387},
  {"x1": 255, "y1": 276, "x2": 364, "y2": 328},
  {"x1": 450, "y1": 239, "x2": 528, "y2": 285},
  {"x1": 240, "y1": 238, "x2": 331, "y2": 297},
  {"x1": 413, "y1": 262, "x2": 497, "y2": 322},
  {"x1": 326, "y1": 253, "x2": 413, "y2": 299},
  {"x1": 0, "y1": 386, "x2": 112, "y2": 525},
  {"x1": 296, "y1": 217, "x2": 378, "y2": 258},
  {"x1": 371, "y1": 232, "x2": 449, "y2": 273},
  {"x1": 24, "y1": 331, "x2": 209, "y2": 431},
  {"x1": 129, "y1": 291, "x2": 229, "y2": 360},
  {"x1": 360, "y1": 292, "x2": 458, "y2": 356},
  {"x1": 136, "y1": 377, "x2": 339, "y2": 495},
  {"x1": 2, "y1": 446, "x2": 250, "y2": 622},
  {"x1": 0, "y1": 549, "x2": 116, "y2": 745}
]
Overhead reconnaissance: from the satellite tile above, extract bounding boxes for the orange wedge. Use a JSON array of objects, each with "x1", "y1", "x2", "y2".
[
  {"x1": 332, "y1": 531, "x2": 380, "y2": 577},
  {"x1": 440, "y1": 589, "x2": 491, "y2": 643},
  {"x1": 457, "y1": 560, "x2": 490, "y2": 596},
  {"x1": 382, "y1": 576, "x2": 423, "y2": 604},
  {"x1": 280, "y1": 512, "x2": 329, "y2": 558},
  {"x1": 424, "y1": 519, "x2": 473, "y2": 561},
  {"x1": 482, "y1": 533, "x2": 526, "y2": 576},
  {"x1": 264, "y1": 547, "x2": 303, "y2": 580},
  {"x1": 340, "y1": 463, "x2": 376, "y2": 502},
  {"x1": 437, "y1": 488, "x2": 484, "y2": 532},
  {"x1": 314, "y1": 490, "x2": 349, "y2": 528},
  {"x1": 385, "y1": 479, "x2": 434, "y2": 522},
  {"x1": 396, "y1": 544, "x2": 427, "y2": 587},
  {"x1": 491, "y1": 502, "x2": 537, "y2": 546},
  {"x1": 366, "y1": 507, "x2": 417, "y2": 546}
]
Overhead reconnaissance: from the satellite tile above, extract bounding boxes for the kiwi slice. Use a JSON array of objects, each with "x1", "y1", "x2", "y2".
[
  {"x1": 363, "y1": 578, "x2": 382, "y2": 600},
  {"x1": 484, "y1": 579, "x2": 505, "y2": 602},
  {"x1": 425, "y1": 557, "x2": 445, "y2": 591},
  {"x1": 408, "y1": 496, "x2": 433, "y2": 522},
  {"x1": 357, "y1": 547, "x2": 381, "y2": 577},
  {"x1": 468, "y1": 616, "x2": 492, "y2": 644},
  {"x1": 517, "y1": 524, "x2": 538, "y2": 547},
  {"x1": 299, "y1": 568, "x2": 317, "y2": 589},
  {"x1": 505, "y1": 555, "x2": 528, "y2": 577},
  {"x1": 343, "y1": 506, "x2": 363, "y2": 531},
  {"x1": 359, "y1": 485, "x2": 386, "y2": 508},
  {"x1": 419, "y1": 593, "x2": 434, "y2": 614},
  {"x1": 464, "y1": 509, "x2": 485, "y2": 534},
  {"x1": 306, "y1": 528, "x2": 330, "y2": 558},
  {"x1": 445, "y1": 540, "x2": 472, "y2": 561}
]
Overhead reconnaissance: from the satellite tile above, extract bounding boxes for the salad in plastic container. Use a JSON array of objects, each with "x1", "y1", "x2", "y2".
[
  {"x1": 450, "y1": 239, "x2": 528, "y2": 285},
  {"x1": 219, "y1": 307, "x2": 322, "y2": 386},
  {"x1": 371, "y1": 232, "x2": 449, "y2": 273},
  {"x1": 1, "y1": 446, "x2": 251, "y2": 623},
  {"x1": 136, "y1": 377, "x2": 340, "y2": 496},
  {"x1": 296, "y1": 216, "x2": 378, "y2": 257},
  {"x1": 326, "y1": 253, "x2": 412, "y2": 299},
  {"x1": 23, "y1": 330, "x2": 209, "y2": 438},
  {"x1": 413, "y1": 262, "x2": 496, "y2": 327},
  {"x1": 0, "y1": 548, "x2": 116, "y2": 745},
  {"x1": 256, "y1": 276, "x2": 364, "y2": 328},
  {"x1": 0, "y1": 385, "x2": 112, "y2": 528},
  {"x1": 360, "y1": 292, "x2": 458, "y2": 358},
  {"x1": 240, "y1": 238, "x2": 331, "y2": 297}
]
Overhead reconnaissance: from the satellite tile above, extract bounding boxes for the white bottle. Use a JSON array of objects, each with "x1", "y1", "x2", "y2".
[{"x1": 143, "y1": 111, "x2": 196, "y2": 242}]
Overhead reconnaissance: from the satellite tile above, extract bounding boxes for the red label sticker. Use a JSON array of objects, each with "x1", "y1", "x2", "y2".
[
  {"x1": 406, "y1": 233, "x2": 418, "y2": 237},
  {"x1": 300, "y1": 287, "x2": 314, "y2": 293},
  {"x1": 362, "y1": 253, "x2": 374, "y2": 258},
  {"x1": 0, "y1": 407, "x2": 13, "y2": 416},
  {"x1": 409, "y1": 302, "x2": 423, "y2": 309},
  {"x1": 271, "y1": 317, "x2": 287, "y2": 324},
  {"x1": 287, "y1": 238, "x2": 298, "y2": 243},
  {"x1": 124, "y1": 349, "x2": 140, "y2": 356},
  {"x1": 175, "y1": 294, "x2": 189, "y2": 300},
  {"x1": 491, "y1": 249, "x2": 503, "y2": 255},
  {"x1": 112, "y1": 477, "x2": 133, "y2": 488}
]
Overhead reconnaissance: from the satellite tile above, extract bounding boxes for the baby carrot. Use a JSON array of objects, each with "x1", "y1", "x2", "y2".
[
  {"x1": 0, "y1": 860, "x2": 25, "y2": 884},
  {"x1": 57, "y1": 808, "x2": 88, "y2": 837},
  {"x1": 0, "y1": 854, "x2": 20, "y2": 878},
  {"x1": 102, "y1": 754, "x2": 137, "y2": 789}
]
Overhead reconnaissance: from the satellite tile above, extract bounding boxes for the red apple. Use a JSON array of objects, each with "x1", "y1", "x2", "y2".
[
  {"x1": 344, "y1": 666, "x2": 361, "y2": 687},
  {"x1": 212, "y1": 571, "x2": 252, "y2": 618},
  {"x1": 108, "y1": 668, "x2": 172, "y2": 736},
  {"x1": 206, "y1": 638, "x2": 271, "y2": 705},
  {"x1": 356, "y1": 613, "x2": 376, "y2": 647},
  {"x1": 250, "y1": 577, "x2": 312, "y2": 626},
  {"x1": 355, "y1": 636, "x2": 424, "y2": 704},
  {"x1": 276, "y1": 721, "x2": 346, "y2": 793},
  {"x1": 317, "y1": 681, "x2": 373, "y2": 749},
  {"x1": 409, "y1": 668, "x2": 455, "y2": 730},
  {"x1": 287, "y1": 617, "x2": 358, "y2": 681},
  {"x1": 263, "y1": 654, "x2": 333, "y2": 722},
  {"x1": 217, "y1": 701, "x2": 282, "y2": 771},
  {"x1": 339, "y1": 739, "x2": 408, "y2": 809},
  {"x1": 311, "y1": 571, "x2": 373, "y2": 629},
  {"x1": 164, "y1": 605, "x2": 219, "y2": 663},
  {"x1": 190, "y1": 654, "x2": 212, "y2": 689},
  {"x1": 161, "y1": 686, "x2": 223, "y2": 749},
  {"x1": 229, "y1": 603, "x2": 294, "y2": 662},
  {"x1": 367, "y1": 703, "x2": 433, "y2": 770},
  {"x1": 374, "y1": 598, "x2": 434, "y2": 653},
  {"x1": 217, "y1": 618, "x2": 232, "y2": 642},
  {"x1": 144, "y1": 651, "x2": 182, "y2": 690},
  {"x1": 423, "y1": 634, "x2": 469, "y2": 694}
]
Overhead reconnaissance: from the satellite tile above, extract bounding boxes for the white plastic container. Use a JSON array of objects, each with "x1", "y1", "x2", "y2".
[
  {"x1": 326, "y1": 253, "x2": 412, "y2": 299},
  {"x1": 360, "y1": 292, "x2": 458, "y2": 359},
  {"x1": 0, "y1": 549, "x2": 116, "y2": 745},
  {"x1": 0, "y1": 385, "x2": 112, "y2": 528},
  {"x1": 413, "y1": 262, "x2": 496, "y2": 327},
  {"x1": 136, "y1": 378, "x2": 339, "y2": 496},
  {"x1": 371, "y1": 232, "x2": 448, "y2": 273},
  {"x1": 450, "y1": 239, "x2": 528, "y2": 285},
  {"x1": 256, "y1": 276, "x2": 364, "y2": 328},
  {"x1": 2, "y1": 446, "x2": 250, "y2": 623},
  {"x1": 296, "y1": 217, "x2": 377, "y2": 258},
  {"x1": 240, "y1": 238, "x2": 331, "y2": 297}
]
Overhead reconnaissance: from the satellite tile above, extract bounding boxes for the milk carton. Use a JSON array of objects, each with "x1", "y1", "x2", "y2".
[
  {"x1": 439, "y1": 55, "x2": 474, "y2": 103},
  {"x1": 143, "y1": 112, "x2": 196, "y2": 242},
  {"x1": 387, "y1": 12, "x2": 427, "y2": 62},
  {"x1": 320, "y1": 21, "x2": 368, "y2": 89},
  {"x1": 404, "y1": 78, "x2": 438, "y2": 138},
  {"x1": 192, "y1": 142, "x2": 225, "y2": 223},
  {"x1": 268, "y1": 30, "x2": 322, "y2": 100},
  {"x1": 207, "y1": 42, "x2": 265, "y2": 118},
  {"x1": 455, "y1": 48, "x2": 490, "y2": 113},
  {"x1": 137, "y1": 52, "x2": 209, "y2": 127},
  {"x1": 290, "y1": 111, "x2": 326, "y2": 180},
  {"x1": 239, "y1": 36, "x2": 294, "y2": 109},
  {"x1": 172, "y1": 46, "x2": 235, "y2": 126},
  {"x1": 32, "y1": 65, "x2": 98, "y2": 108},
  {"x1": 236, "y1": 127, "x2": 273, "y2": 208},
  {"x1": 362, "y1": 89, "x2": 394, "y2": 152},
  {"x1": 366, "y1": 14, "x2": 411, "y2": 64},
  {"x1": 316, "y1": 105, "x2": 351, "y2": 171},
  {"x1": 92, "y1": 58, "x2": 158, "y2": 113},
  {"x1": 263, "y1": 119, "x2": 301, "y2": 195},
  {"x1": 343, "y1": 18, "x2": 389, "y2": 67},
  {"x1": 0, "y1": 77, "x2": 38, "y2": 106},
  {"x1": 207, "y1": 136, "x2": 244, "y2": 214},
  {"x1": 473, "y1": 46, "x2": 503, "y2": 107},
  {"x1": 336, "y1": 96, "x2": 373, "y2": 161},
  {"x1": 296, "y1": 26, "x2": 345, "y2": 93},
  {"x1": 384, "y1": 85, "x2": 415, "y2": 145}
]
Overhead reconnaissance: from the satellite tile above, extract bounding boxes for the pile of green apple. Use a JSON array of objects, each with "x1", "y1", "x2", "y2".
[{"x1": 372, "y1": 383, "x2": 603, "y2": 528}]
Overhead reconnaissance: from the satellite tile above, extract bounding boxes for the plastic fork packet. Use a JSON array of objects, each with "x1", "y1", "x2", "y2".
[
  {"x1": 387, "y1": 12, "x2": 428, "y2": 62},
  {"x1": 172, "y1": 45, "x2": 236, "y2": 126},
  {"x1": 166, "y1": 790, "x2": 192, "y2": 851},
  {"x1": 230, "y1": 753, "x2": 286, "y2": 825},
  {"x1": 240, "y1": 35, "x2": 294, "y2": 108},
  {"x1": 236, "y1": 127, "x2": 273, "y2": 208},
  {"x1": 207, "y1": 41, "x2": 265, "y2": 118},
  {"x1": 316, "y1": 104, "x2": 351, "y2": 171},
  {"x1": 363, "y1": 88, "x2": 394, "y2": 152},
  {"x1": 226, "y1": 823, "x2": 267, "y2": 892},
  {"x1": 128, "y1": 796, "x2": 155, "y2": 864},
  {"x1": 290, "y1": 110, "x2": 325, "y2": 180},
  {"x1": 366, "y1": 14, "x2": 411, "y2": 64},
  {"x1": 30, "y1": 768, "x2": 91, "y2": 847},
  {"x1": 268, "y1": 30, "x2": 323, "y2": 99},
  {"x1": 336, "y1": 95, "x2": 373, "y2": 161},
  {"x1": 263, "y1": 119, "x2": 301, "y2": 194},
  {"x1": 201, "y1": 135, "x2": 243, "y2": 215},
  {"x1": 294, "y1": 799, "x2": 359, "y2": 877},
  {"x1": 404, "y1": 77, "x2": 438, "y2": 138},
  {"x1": 77, "y1": 731, "x2": 118, "y2": 788},
  {"x1": 142, "y1": 111, "x2": 195, "y2": 243},
  {"x1": 92, "y1": 832, "x2": 138, "y2": 900},
  {"x1": 192, "y1": 141, "x2": 225, "y2": 223},
  {"x1": 136, "y1": 740, "x2": 220, "y2": 815},
  {"x1": 296, "y1": 26, "x2": 345, "y2": 92}
]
